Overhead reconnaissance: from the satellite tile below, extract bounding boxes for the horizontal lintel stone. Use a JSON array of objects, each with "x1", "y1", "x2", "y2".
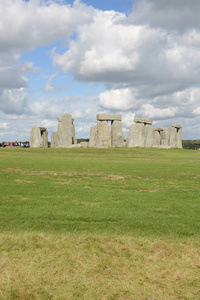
[
  {"x1": 39, "y1": 127, "x2": 47, "y2": 131},
  {"x1": 154, "y1": 127, "x2": 168, "y2": 131},
  {"x1": 96, "y1": 114, "x2": 122, "y2": 121},
  {"x1": 171, "y1": 124, "x2": 182, "y2": 128},
  {"x1": 134, "y1": 118, "x2": 153, "y2": 125}
]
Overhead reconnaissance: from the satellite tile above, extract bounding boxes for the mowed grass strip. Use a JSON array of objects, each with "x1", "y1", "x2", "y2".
[
  {"x1": 0, "y1": 147, "x2": 199, "y2": 299},
  {"x1": 0, "y1": 147, "x2": 199, "y2": 237},
  {"x1": 0, "y1": 234, "x2": 199, "y2": 300}
]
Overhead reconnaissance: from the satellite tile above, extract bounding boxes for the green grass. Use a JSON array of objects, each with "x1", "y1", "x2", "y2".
[{"x1": 0, "y1": 147, "x2": 199, "y2": 299}]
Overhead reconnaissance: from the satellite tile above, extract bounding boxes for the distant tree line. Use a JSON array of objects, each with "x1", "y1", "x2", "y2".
[{"x1": 182, "y1": 140, "x2": 200, "y2": 150}]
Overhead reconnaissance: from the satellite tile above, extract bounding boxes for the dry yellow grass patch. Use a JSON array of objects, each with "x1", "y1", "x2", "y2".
[{"x1": 0, "y1": 234, "x2": 199, "y2": 300}]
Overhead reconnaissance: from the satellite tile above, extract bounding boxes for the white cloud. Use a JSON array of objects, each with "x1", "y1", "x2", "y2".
[
  {"x1": 193, "y1": 107, "x2": 200, "y2": 116},
  {"x1": 28, "y1": 99, "x2": 69, "y2": 118},
  {"x1": 0, "y1": 0, "x2": 93, "y2": 53},
  {"x1": 44, "y1": 72, "x2": 70, "y2": 92},
  {"x1": 129, "y1": 0, "x2": 200, "y2": 32},
  {"x1": 0, "y1": 0, "x2": 94, "y2": 91},
  {"x1": 44, "y1": 73, "x2": 58, "y2": 92},
  {"x1": 40, "y1": 119, "x2": 58, "y2": 129},
  {"x1": 99, "y1": 88, "x2": 136, "y2": 110},
  {"x1": 140, "y1": 104, "x2": 178, "y2": 119},
  {"x1": 52, "y1": 5, "x2": 200, "y2": 101},
  {"x1": 0, "y1": 62, "x2": 34, "y2": 89},
  {"x1": 0, "y1": 123, "x2": 8, "y2": 130},
  {"x1": 0, "y1": 88, "x2": 28, "y2": 115},
  {"x1": 121, "y1": 112, "x2": 136, "y2": 128},
  {"x1": 1, "y1": 0, "x2": 200, "y2": 140}
]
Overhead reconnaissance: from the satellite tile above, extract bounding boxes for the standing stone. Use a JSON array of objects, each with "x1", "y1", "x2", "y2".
[
  {"x1": 144, "y1": 124, "x2": 154, "y2": 147},
  {"x1": 176, "y1": 126, "x2": 182, "y2": 149},
  {"x1": 97, "y1": 121, "x2": 111, "y2": 147},
  {"x1": 60, "y1": 113, "x2": 73, "y2": 147},
  {"x1": 51, "y1": 113, "x2": 76, "y2": 148},
  {"x1": 170, "y1": 125, "x2": 182, "y2": 148},
  {"x1": 160, "y1": 128, "x2": 169, "y2": 146},
  {"x1": 92, "y1": 113, "x2": 124, "y2": 148},
  {"x1": 89, "y1": 126, "x2": 98, "y2": 147},
  {"x1": 30, "y1": 127, "x2": 48, "y2": 148},
  {"x1": 72, "y1": 119, "x2": 77, "y2": 144},
  {"x1": 153, "y1": 128, "x2": 169, "y2": 148},
  {"x1": 51, "y1": 131, "x2": 58, "y2": 148},
  {"x1": 111, "y1": 120, "x2": 124, "y2": 147},
  {"x1": 153, "y1": 129, "x2": 161, "y2": 147},
  {"x1": 126, "y1": 118, "x2": 153, "y2": 147},
  {"x1": 127, "y1": 123, "x2": 145, "y2": 147}
]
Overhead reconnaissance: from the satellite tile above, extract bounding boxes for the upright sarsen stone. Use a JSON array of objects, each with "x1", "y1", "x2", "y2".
[
  {"x1": 160, "y1": 128, "x2": 170, "y2": 146},
  {"x1": 126, "y1": 123, "x2": 145, "y2": 147},
  {"x1": 153, "y1": 128, "x2": 170, "y2": 148},
  {"x1": 97, "y1": 121, "x2": 111, "y2": 147},
  {"x1": 126, "y1": 118, "x2": 153, "y2": 147},
  {"x1": 51, "y1": 131, "x2": 58, "y2": 148},
  {"x1": 111, "y1": 120, "x2": 124, "y2": 147},
  {"x1": 153, "y1": 129, "x2": 161, "y2": 147},
  {"x1": 144, "y1": 124, "x2": 154, "y2": 147},
  {"x1": 170, "y1": 124, "x2": 182, "y2": 148},
  {"x1": 89, "y1": 126, "x2": 98, "y2": 147},
  {"x1": 30, "y1": 127, "x2": 48, "y2": 148},
  {"x1": 51, "y1": 113, "x2": 77, "y2": 148}
]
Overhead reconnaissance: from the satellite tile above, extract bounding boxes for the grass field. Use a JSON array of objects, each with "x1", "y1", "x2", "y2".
[{"x1": 0, "y1": 147, "x2": 199, "y2": 299}]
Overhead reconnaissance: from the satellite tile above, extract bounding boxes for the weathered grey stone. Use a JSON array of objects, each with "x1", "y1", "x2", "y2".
[
  {"x1": 111, "y1": 120, "x2": 124, "y2": 147},
  {"x1": 126, "y1": 120, "x2": 154, "y2": 148},
  {"x1": 170, "y1": 124, "x2": 182, "y2": 148},
  {"x1": 159, "y1": 145, "x2": 171, "y2": 149},
  {"x1": 70, "y1": 144, "x2": 81, "y2": 148},
  {"x1": 177, "y1": 127, "x2": 182, "y2": 149},
  {"x1": 91, "y1": 114, "x2": 124, "y2": 148},
  {"x1": 52, "y1": 113, "x2": 76, "y2": 148},
  {"x1": 134, "y1": 118, "x2": 153, "y2": 125},
  {"x1": 80, "y1": 142, "x2": 89, "y2": 148},
  {"x1": 153, "y1": 130, "x2": 161, "y2": 146},
  {"x1": 172, "y1": 124, "x2": 182, "y2": 129},
  {"x1": 73, "y1": 136, "x2": 77, "y2": 145},
  {"x1": 126, "y1": 123, "x2": 145, "y2": 147},
  {"x1": 160, "y1": 129, "x2": 169, "y2": 146},
  {"x1": 51, "y1": 131, "x2": 58, "y2": 148},
  {"x1": 30, "y1": 127, "x2": 48, "y2": 148},
  {"x1": 144, "y1": 124, "x2": 154, "y2": 147},
  {"x1": 153, "y1": 128, "x2": 169, "y2": 147},
  {"x1": 96, "y1": 114, "x2": 121, "y2": 121},
  {"x1": 89, "y1": 126, "x2": 98, "y2": 147},
  {"x1": 72, "y1": 121, "x2": 77, "y2": 144},
  {"x1": 97, "y1": 121, "x2": 111, "y2": 147}
]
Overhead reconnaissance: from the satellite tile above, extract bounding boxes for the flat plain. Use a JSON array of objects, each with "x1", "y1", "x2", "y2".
[{"x1": 0, "y1": 147, "x2": 199, "y2": 299}]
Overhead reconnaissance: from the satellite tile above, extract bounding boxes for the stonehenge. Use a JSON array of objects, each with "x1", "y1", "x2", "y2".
[
  {"x1": 89, "y1": 114, "x2": 124, "y2": 148},
  {"x1": 30, "y1": 127, "x2": 48, "y2": 148},
  {"x1": 126, "y1": 118, "x2": 154, "y2": 148},
  {"x1": 126, "y1": 118, "x2": 182, "y2": 149},
  {"x1": 153, "y1": 128, "x2": 170, "y2": 148},
  {"x1": 30, "y1": 112, "x2": 182, "y2": 149},
  {"x1": 51, "y1": 113, "x2": 77, "y2": 148},
  {"x1": 170, "y1": 124, "x2": 182, "y2": 148}
]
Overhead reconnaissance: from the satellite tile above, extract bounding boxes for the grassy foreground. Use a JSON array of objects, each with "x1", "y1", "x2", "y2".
[{"x1": 0, "y1": 147, "x2": 199, "y2": 299}]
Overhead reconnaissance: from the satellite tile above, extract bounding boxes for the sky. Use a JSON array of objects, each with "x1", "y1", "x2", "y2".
[{"x1": 1, "y1": 0, "x2": 200, "y2": 142}]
